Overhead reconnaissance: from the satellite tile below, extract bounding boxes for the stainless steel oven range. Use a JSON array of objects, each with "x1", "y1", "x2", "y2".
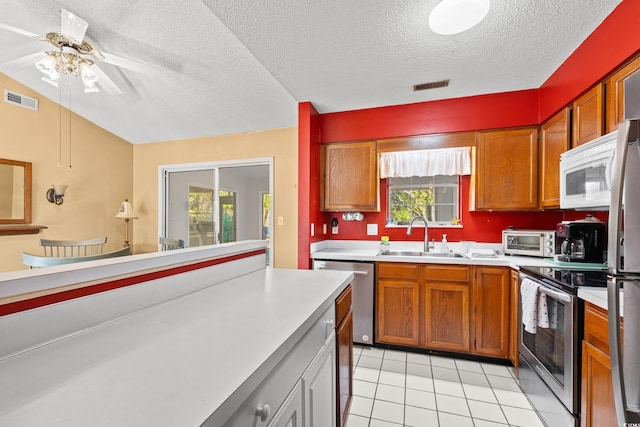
[{"x1": 517, "y1": 266, "x2": 607, "y2": 427}]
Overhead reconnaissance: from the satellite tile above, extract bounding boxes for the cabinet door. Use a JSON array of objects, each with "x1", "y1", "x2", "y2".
[
  {"x1": 267, "y1": 381, "x2": 303, "y2": 427},
  {"x1": 424, "y1": 282, "x2": 470, "y2": 353},
  {"x1": 539, "y1": 108, "x2": 570, "y2": 209},
  {"x1": 573, "y1": 84, "x2": 604, "y2": 147},
  {"x1": 605, "y1": 54, "x2": 640, "y2": 133},
  {"x1": 302, "y1": 333, "x2": 336, "y2": 427},
  {"x1": 473, "y1": 267, "x2": 510, "y2": 358},
  {"x1": 376, "y1": 278, "x2": 420, "y2": 346},
  {"x1": 474, "y1": 128, "x2": 539, "y2": 210},
  {"x1": 508, "y1": 269, "x2": 520, "y2": 367},
  {"x1": 322, "y1": 140, "x2": 379, "y2": 212},
  {"x1": 581, "y1": 342, "x2": 617, "y2": 427},
  {"x1": 336, "y1": 311, "x2": 353, "y2": 427}
]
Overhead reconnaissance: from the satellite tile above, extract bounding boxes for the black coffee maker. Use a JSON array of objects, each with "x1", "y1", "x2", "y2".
[{"x1": 556, "y1": 220, "x2": 607, "y2": 263}]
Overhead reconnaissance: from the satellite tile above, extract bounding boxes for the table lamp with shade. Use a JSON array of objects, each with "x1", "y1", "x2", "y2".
[{"x1": 115, "y1": 199, "x2": 137, "y2": 247}]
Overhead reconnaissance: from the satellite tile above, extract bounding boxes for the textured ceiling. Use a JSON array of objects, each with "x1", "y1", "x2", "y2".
[{"x1": 0, "y1": 0, "x2": 623, "y2": 144}]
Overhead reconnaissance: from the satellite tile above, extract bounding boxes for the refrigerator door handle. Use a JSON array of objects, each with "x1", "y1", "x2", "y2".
[
  {"x1": 607, "y1": 120, "x2": 634, "y2": 274},
  {"x1": 608, "y1": 278, "x2": 628, "y2": 427}
]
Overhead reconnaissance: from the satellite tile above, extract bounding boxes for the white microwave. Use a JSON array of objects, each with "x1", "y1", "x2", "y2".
[{"x1": 560, "y1": 130, "x2": 618, "y2": 210}]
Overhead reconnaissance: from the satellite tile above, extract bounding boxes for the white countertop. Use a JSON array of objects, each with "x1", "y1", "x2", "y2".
[
  {"x1": 310, "y1": 240, "x2": 618, "y2": 310},
  {"x1": 310, "y1": 240, "x2": 551, "y2": 269},
  {"x1": 0, "y1": 267, "x2": 352, "y2": 427}
]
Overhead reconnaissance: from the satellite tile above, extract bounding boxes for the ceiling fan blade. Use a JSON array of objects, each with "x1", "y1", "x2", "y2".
[
  {"x1": 60, "y1": 9, "x2": 89, "y2": 43},
  {"x1": 1, "y1": 51, "x2": 46, "y2": 69},
  {"x1": 101, "y1": 52, "x2": 161, "y2": 76},
  {"x1": 0, "y1": 22, "x2": 44, "y2": 40},
  {"x1": 91, "y1": 64, "x2": 123, "y2": 95}
]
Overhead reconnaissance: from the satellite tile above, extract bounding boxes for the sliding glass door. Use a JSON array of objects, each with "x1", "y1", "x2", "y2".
[{"x1": 161, "y1": 159, "x2": 272, "y2": 265}]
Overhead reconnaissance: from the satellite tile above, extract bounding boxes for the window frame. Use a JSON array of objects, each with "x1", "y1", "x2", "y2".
[{"x1": 386, "y1": 175, "x2": 463, "y2": 228}]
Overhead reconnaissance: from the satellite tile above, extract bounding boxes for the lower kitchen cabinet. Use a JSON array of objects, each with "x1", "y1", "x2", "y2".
[
  {"x1": 377, "y1": 263, "x2": 512, "y2": 360},
  {"x1": 335, "y1": 287, "x2": 353, "y2": 427},
  {"x1": 472, "y1": 267, "x2": 510, "y2": 358},
  {"x1": 581, "y1": 302, "x2": 620, "y2": 427},
  {"x1": 424, "y1": 281, "x2": 470, "y2": 352},
  {"x1": 267, "y1": 381, "x2": 304, "y2": 427},
  {"x1": 376, "y1": 263, "x2": 421, "y2": 346},
  {"x1": 302, "y1": 332, "x2": 337, "y2": 427}
]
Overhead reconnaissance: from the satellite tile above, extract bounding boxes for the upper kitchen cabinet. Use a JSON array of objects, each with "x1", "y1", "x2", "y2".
[
  {"x1": 473, "y1": 128, "x2": 539, "y2": 210},
  {"x1": 539, "y1": 108, "x2": 570, "y2": 209},
  {"x1": 321, "y1": 140, "x2": 379, "y2": 212},
  {"x1": 605, "y1": 54, "x2": 640, "y2": 133},
  {"x1": 572, "y1": 84, "x2": 604, "y2": 147}
]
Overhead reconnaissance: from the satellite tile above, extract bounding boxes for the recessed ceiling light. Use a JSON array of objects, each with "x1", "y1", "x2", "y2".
[{"x1": 429, "y1": 0, "x2": 490, "y2": 35}]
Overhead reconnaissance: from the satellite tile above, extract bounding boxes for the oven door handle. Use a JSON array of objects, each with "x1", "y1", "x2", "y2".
[{"x1": 538, "y1": 285, "x2": 571, "y2": 303}]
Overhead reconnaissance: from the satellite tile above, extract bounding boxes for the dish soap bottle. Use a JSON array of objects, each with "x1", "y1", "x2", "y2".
[{"x1": 441, "y1": 234, "x2": 449, "y2": 253}]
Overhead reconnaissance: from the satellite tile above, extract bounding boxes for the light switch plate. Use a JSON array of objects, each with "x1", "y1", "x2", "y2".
[{"x1": 367, "y1": 224, "x2": 378, "y2": 235}]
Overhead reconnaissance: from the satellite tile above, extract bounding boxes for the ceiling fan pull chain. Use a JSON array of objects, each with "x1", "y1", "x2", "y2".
[{"x1": 68, "y1": 79, "x2": 72, "y2": 171}]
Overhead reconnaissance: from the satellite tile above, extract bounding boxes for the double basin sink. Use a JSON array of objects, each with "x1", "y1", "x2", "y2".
[{"x1": 377, "y1": 250, "x2": 469, "y2": 258}]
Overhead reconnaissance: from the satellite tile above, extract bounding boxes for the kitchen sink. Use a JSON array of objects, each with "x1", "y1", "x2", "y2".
[{"x1": 377, "y1": 250, "x2": 469, "y2": 258}]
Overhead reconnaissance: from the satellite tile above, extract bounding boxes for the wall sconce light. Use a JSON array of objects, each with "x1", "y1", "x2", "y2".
[
  {"x1": 46, "y1": 184, "x2": 68, "y2": 205},
  {"x1": 114, "y1": 198, "x2": 138, "y2": 247}
]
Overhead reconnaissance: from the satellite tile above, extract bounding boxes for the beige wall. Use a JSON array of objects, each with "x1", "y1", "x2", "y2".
[
  {"x1": 0, "y1": 73, "x2": 133, "y2": 272},
  {"x1": 132, "y1": 128, "x2": 299, "y2": 268}
]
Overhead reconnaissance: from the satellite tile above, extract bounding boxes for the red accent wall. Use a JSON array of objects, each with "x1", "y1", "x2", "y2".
[
  {"x1": 321, "y1": 90, "x2": 539, "y2": 143},
  {"x1": 298, "y1": 102, "x2": 328, "y2": 269},
  {"x1": 326, "y1": 177, "x2": 564, "y2": 243}
]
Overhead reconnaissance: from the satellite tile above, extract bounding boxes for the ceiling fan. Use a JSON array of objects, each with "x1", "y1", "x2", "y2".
[{"x1": 0, "y1": 8, "x2": 159, "y2": 95}]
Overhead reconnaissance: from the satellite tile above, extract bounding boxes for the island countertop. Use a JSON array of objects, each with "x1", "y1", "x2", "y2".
[{"x1": 0, "y1": 266, "x2": 353, "y2": 427}]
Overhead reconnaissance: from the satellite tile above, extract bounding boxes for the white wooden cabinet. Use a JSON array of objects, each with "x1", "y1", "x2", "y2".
[
  {"x1": 302, "y1": 332, "x2": 337, "y2": 427},
  {"x1": 223, "y1": 306, "x2": 337, "y2": 427},
  {"x1": 267, "y1": 381, "x2": 303, "y2": 427}
]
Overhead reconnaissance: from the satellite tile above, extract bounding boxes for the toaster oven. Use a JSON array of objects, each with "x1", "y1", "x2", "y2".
[{"x1": 502, "y1": 229, "x2": 557, "y2": 258}]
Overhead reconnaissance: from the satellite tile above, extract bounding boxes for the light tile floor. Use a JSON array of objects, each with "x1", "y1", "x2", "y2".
[{"x1": 346, "y1": 345, "x2": 546, "y2": 427}]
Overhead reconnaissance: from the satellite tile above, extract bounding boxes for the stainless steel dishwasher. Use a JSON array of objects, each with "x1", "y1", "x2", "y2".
[{"x1": 312, "y1": 259, "x2": 374, "y2": 345}]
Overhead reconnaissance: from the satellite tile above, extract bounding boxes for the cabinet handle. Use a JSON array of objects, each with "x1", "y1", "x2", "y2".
[
  {"x1": 326, "y1": 319, "x2": 335, "y2": 328},
  {"x1": 256, "y1": 404, "x2": 271, "y2": 422}
]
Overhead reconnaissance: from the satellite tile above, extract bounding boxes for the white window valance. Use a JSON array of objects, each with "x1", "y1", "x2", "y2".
[{"x1": 380, "y1": 146, "x2": 472, "y2": 178}]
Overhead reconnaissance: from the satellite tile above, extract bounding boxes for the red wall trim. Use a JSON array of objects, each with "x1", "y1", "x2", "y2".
[
  {"x1": 320, "y1": 89, "x2": 539, "y2": 143},
  {"x1": 0, "y1": 249, "x2": 266, "y2": 316}
]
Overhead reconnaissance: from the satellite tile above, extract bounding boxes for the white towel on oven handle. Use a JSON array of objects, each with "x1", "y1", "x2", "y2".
[
  {"x1": 520, "y1": 278, "x2": 539, "y2": 334},
  {"x1": 537, "y1": 289, "x2": 559, "y2": 329},
  {"x1": 537, "y1": 292, "x2": 549, "y2": 329}
]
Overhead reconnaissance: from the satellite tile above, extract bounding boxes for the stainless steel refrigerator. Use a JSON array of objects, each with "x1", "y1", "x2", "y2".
[{"x1": 608, "y1": 118, "x2": 640, "y2": 425}]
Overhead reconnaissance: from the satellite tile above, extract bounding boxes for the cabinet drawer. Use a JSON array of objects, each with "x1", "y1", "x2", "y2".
[
  {"x1": 424, "y1": 265, "x2": 470, "y2": 282},
  {"x1": 377, "y1": 262, "x2": 419, "y2": 279},
  {"x1": 584, "y1": 301, "x2": 623, "y2": 355},
  {"x1": 336, "y1": 285, "x2": 352, "y2": 326}
]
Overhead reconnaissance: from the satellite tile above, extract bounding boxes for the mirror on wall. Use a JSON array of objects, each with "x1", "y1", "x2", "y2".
[{"x1": 0, "y1": 158, "x2": 32, "y2": 224}]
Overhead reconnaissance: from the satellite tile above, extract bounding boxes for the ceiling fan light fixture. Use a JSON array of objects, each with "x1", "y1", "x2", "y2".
[
  {"x1": 429, "y1": 0, "x2": 490, "y2": 35},
  {"x1": 60, "y1": 9, "x2": 89, "y2": 44}
]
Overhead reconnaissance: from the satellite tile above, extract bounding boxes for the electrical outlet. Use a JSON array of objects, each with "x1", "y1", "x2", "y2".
[
  {"x1": 311, "y1": 223, "x2": 315, "y2": 236},
  {"x1": 367, "y1": 224, "x2": 378, "y2": 235},
  {"x1": 277, "y1": 216, "x2": 284, "y2": 226},
  {"x1": 323, "y1": 224, "x2": 327, "y2": 234}
]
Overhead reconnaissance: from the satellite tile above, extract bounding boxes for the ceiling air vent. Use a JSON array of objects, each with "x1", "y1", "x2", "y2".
[
  {"x1": 413, "y1": 79, "x2": 450, "y2": 92},
  {"x1": 4, "y1": 90, "x2": 38, "y2": 111}
]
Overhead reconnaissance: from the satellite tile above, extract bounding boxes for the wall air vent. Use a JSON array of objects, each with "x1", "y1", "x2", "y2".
[
  {"x1": 4, "y1": 90, "x2": 38, "y2": 111},
  {"x1": 413, "y1": 79, "x2": 450, "y2": 91}
]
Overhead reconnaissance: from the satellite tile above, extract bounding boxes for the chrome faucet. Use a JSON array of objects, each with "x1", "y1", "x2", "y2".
[{"x1": 407, "y1": 216, "x2": 429, "y2": 252}]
